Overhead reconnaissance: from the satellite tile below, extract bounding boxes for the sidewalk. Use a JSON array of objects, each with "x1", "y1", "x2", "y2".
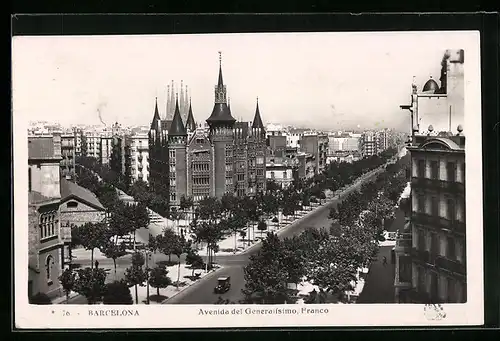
[{"x1": 357, "y1": 209, "x2": 404, "y2": 303}]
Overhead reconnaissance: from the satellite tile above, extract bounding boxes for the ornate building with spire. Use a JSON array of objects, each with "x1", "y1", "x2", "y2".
[{"x1": 148, "y1": 53, "x2": 267, "y2": 207}]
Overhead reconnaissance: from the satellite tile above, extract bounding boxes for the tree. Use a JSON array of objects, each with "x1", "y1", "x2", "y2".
[
  {"x1": 171, "y1": 236, "x2": 189, "y2": 289},
  {"x1": 180, "y1": 195, "x2": 194, "y2": 227},
  {"x1": 132, "y1": 203, "x2": 150, "y2": 249},
  {"x1": 29, "y1": 292, "x2": 52, "y2": 305},
  {"x1": 148, "y1": 266, "x2": 172, "y2": 296},
  {"x1": 191, "y1": 220, "x2": 225, "y2": 267},
  {"x1": 73, "y1": 267, "x2": 108, "y2": 304},
  {"x1": 102, "y1": 242, "x2": 127, "y2": 280},
  {"x1": 185, "y1": 251, "x2": 205, "y2": 277},
  {"x1": 242, "y1": 233, "x2": 292, "y2": 304},
  {"x1": 158, "y1": 229, "x2": 178, "y2": 262},
  {"x1": 224, "y1": 213, "x2": 247, "y2": 253},
  {"x1": 124, "y1": 252, "x2": 147, "y2": 304},
  {"x1": 102, "y1": 280, "x2": 133, "y2": 305},
  {"x1": 59, "y1": 268, "x2": 76, "y2": 304},
  {"x1": 257, "y1": 220, "x2": 267, "y2": 238},
  {"x1": 73, "y1": 222, "x2": 110, "y2": 269}
]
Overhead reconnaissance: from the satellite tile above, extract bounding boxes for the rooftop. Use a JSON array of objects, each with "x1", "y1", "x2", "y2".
[
  {"x1": 60, "y1": 178, "x2": 105, "y2": 210},
  {"x1": 28, "y1": 137, "x2": 60, "y2": 160}
]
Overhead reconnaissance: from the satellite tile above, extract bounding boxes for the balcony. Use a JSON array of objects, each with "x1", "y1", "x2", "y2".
[
  {"x1": 411, "y1": 247, "x2": 430, "y2": 264},
  {"x1": 435, "y1": 256, "x2": 466, "y2": 277},
  {"x1": 411, "y1": 177, "x2": 465, "y2": 194},
  {"x1": 412, "y1": 212, "x2": 465, "y2": 236}
]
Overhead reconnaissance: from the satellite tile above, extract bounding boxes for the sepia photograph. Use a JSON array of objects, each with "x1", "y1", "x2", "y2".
[{"x1": 12, "y1": 30, "x2": 483, "y2": 328}]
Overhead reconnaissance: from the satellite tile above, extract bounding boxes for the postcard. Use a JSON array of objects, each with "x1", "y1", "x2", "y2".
[{"x1": 12, "y1": 30, "x2": 483, "y2": 329}]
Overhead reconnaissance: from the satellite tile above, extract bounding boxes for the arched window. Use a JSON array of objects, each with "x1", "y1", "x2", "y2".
[{"x1": 45, "y1": 255, "x2": 54, "y2": 282}]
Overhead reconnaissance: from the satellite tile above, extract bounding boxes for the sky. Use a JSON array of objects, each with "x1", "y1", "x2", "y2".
[{"x1": 12, "y1": 32, "x2": 472, "y2": 131}]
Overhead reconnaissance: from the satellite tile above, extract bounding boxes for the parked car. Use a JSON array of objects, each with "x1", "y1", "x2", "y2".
[{"x1": 214, "y1": 277, "x2": 231, "y2": 294}]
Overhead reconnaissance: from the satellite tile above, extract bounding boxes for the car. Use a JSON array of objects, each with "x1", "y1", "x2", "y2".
[{"x1": 214, "y1": 276, "x2": 231, "y2": 294}]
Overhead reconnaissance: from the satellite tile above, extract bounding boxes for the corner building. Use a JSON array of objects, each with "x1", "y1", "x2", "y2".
[{"x1": 149, "y1": 55, "x2": 267, "y2": 208}]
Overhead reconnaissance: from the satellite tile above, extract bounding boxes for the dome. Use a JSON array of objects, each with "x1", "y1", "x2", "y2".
[{"x1": 422, "y1": 78, "x2": 440, "y2": 92}]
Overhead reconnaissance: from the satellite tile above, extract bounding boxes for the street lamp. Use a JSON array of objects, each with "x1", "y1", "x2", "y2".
[{"x1": 144, "y1": 249, "x2": 152, "y2": 304}]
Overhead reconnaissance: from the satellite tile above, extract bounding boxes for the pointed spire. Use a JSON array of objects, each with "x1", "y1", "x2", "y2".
[
  {"x1": 186, "y1": 97, "x2": 196, "y2": 132},
  {"x1": 169, "y1": 94, "x2": 187, "y2": 136},
  {"x1": 184, "y1": 85, "x2": 189, "y2": 119},
  {"x1": 169, "y1": 80, "x2": 175, "y2": 119},
  {"x1": 166, "y1": 85, "x2": 171, "y2": 120},
  {"x1": 227, "y1": 96, "x2": 231, "y2": 113},
  {"x1": 252, "y1": 96, "x2": 264, "y2": 129},
  {"x1": 218, "y1": 51, "x2": 223, "y2": 86},
  {"x1": 150, "y1": 97, "x2": 161, "y2": 129},
  {"x1": 180, "y1": 80, "x2": 185, "y2": 118}
]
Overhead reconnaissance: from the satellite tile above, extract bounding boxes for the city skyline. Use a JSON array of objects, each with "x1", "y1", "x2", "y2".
[{"x1": 12, "y1": 32, "x2": 467, "y2": 131}]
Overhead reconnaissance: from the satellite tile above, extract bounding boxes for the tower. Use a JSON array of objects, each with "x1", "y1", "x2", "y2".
[
  {"x1": 168, "y1": 95, "x2": 188, "y2": 207},
  {"x1": 248, "y1": 97, "x2": 267, "y2": 194},
  {"x1": 206, "y1": 52, "x2": 236, "y2": 198},
  {"x1": 148, "y1": 98, "x2": 168, "y2": 197},
  {"x1": 186, "y1": 98, "x2": 197, "y2": 134},
  {"x1": 166, "y1": 84, "x2": 171, "y2": 120}
]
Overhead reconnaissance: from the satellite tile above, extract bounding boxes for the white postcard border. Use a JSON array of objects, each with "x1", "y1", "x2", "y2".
[{"x1": 13, "y1": 30, "x2": 483, "y2": 329}]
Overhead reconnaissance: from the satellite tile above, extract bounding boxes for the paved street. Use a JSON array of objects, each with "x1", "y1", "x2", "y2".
[
  {"x1": 166, "y1": 167, "x2": 386, "y2": 304},
  {"x1": 62, "y1": 166, "x2": 387, "y2": 305},
  {"x1": 357, "y1": 208, "x2": 404, "y2": 303}
]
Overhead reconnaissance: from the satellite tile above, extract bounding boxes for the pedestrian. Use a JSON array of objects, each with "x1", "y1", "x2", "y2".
[
  {"x1": 95, "y1": 260, "x2": 99, "y2": 269},
  {"x1": 382, "y1": 256, "x2": 387, "y2": 266}
]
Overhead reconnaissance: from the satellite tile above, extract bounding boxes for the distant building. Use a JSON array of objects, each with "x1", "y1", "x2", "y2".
[
  {"x1": 295, "y1": 152, "x2": 316, "y2": 180},
  {"x1": 360, "y1": 131, "x2": 377, "y2": 157},
  {"x1": 100, "y1": 134, "x2": 113, "y2": 165},
  {"x1": 28, "y1": 135, "x2": 64, "y2": 299},
  {"x1": 266, "y1": 157, "x2": 294, "y2": 188},
  {"x1": 376, "y1": 129, "x2": 389, "y2": 153},
  {"x1": 148, "y1": 53, "x2": 267, "y2": 207},
  {"x1": 267, "y1": 135, "x2": 287, "y2": 158},
  {"x1": 286, "y1": 129, "x2": 305, "y2": 148},
  {"x1": 110, "y1": 133, "x2": 132, "y2": 185},
  {"x1": 84, "y1": 131, "x2": 101, "y2": 160},
  {"x1": 59, "y1": 131, "x2": 76, "y2": 178},
  {"x1": 395, "y1": 49, "x2": 466, "y2": 304},
  {"x1": 299, "y1": 134, "x2": 329, "y2": 174},
  {"x1": 130, "y1": 132, "x2": 150, "y2": 183}
]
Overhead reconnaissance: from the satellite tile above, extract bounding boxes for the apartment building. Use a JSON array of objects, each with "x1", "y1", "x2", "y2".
[
  {"x1": 360, "y1": 131, "x2": 377, "y2": 157},
  {"x1": 266, "y1": 157, "x2": 294, "y2": 188},
  {"x1": 130, "y1": 132, "x2": 150, "y2": 183},
  {"x1": 395, "y1": 49, "x2": 466, "y2": 304}
]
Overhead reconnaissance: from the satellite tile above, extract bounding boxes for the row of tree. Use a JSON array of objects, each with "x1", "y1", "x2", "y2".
[
  {"x1": 58, "y1": 228, "x2": 207, "y2": 305},
  {"x1": 240, "y1": 151, "x2": 409, "y2": 304}
]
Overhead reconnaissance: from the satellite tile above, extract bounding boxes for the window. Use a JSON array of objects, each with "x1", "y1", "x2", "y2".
[
  {"x1": 169, "y1": 150, "x2": 176, "y2": 159},
  {"x1": 256, "y1": 157, "x2": 264, "y2": 165},
  {"x1": 417, "y1": 267, "x2": 426, "y2": 293},
  {"x1": 430, "y1": 272, "x2": 439, "y2": 300},
  {"x1": 418, "y1": 194, "x2": 426, "y2": 213},
  {"x1": 430, "y1": 161, "x2": 439, "y2": 179},
  {"x1": 271, "y1": 171, "x2": 275, "y2": 179},
  {"x1": 430, "y1": 233, "x2": 439, "y2": 257},
  {"x1": 237, "y1": 174, "x2": 245, "y2": 182},
  {"x1": 446, "y1": 277, "x2": 455, "y2": 302},
  {"x1": 225, "y1": 164, "x2": 232, "y2": 172},
  {"x1": 418, "y1": 159, "x2": 425, "y2": 178},
  {"x1": 67, "y1": 201, "x2": 78, "y2": 208},
  {"x1": 170, "y1": 192, "x2": 176, "y2": 202},
  {"x1": 28, "y1": 168, "x2": 32, "y2": 192},
  {"x1": 418, "y1": 229, "x2": 426, "y2": 251},
  {"x1": 447, "y1": 198, "x2": 456, "y2": 221},
  {"x1": 46, "y1": 255, "x2": 54, "y2": 283},
  {"x1": 225, "y1": 177, "x2": 233, "y2": 185},
  {"x1": 446, "y1": 237, "x2": 456, "y2": 260},
  {"x1": 40, "y1": 213, "x2": 57, "y2": 239},
  {"x1": 447, "y1": 162, "x2": 456, "y2": 182},
  {"x1": 431, "y1": 196, "x2": 439, "y2": 216},
  {"x1": 169, "y1": 165, "x2": 175, "y2": 173},
  {"x1": 257, "y1": 169, "x2": 264, "y2": 176}
]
